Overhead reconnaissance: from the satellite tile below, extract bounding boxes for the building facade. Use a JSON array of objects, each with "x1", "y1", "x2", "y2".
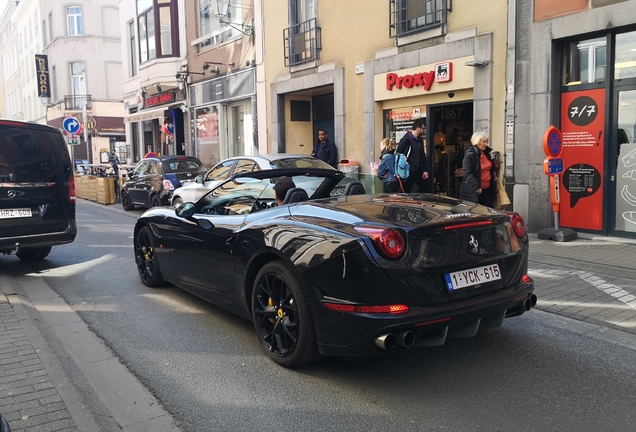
[
  {"x1": 512, "y1": 0, "x2": 636, "y2": 237},
  {"x1": 40, "y1": 0, "x2": 124, "y2": 164},
  {"x1": 263, "y1": 0, "x2": 509, "y2": 197}
]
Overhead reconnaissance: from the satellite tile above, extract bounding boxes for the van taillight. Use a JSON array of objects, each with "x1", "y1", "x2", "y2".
[
  {"x1": 69, "y1": 175, "x2": 76, "y2": 202},
  {"x1": 354, "y1": 225, "x2": 406, "y2": 260}
]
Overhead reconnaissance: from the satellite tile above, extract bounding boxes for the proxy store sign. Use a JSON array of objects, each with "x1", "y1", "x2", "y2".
[{"x1": 374, "y1": 56, "x2": 475, "y2": 101}]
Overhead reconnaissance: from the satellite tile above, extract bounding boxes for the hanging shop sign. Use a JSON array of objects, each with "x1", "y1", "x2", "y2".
[
  {"x1": 35, "y1": 55, "x2": 51, "y2": 98},
  {"x1": 559, "y1": 88, "x2": 605, "y2": 231},
  {"x1": 146, "y1": 91, "x2": 175, "y2": 108}
]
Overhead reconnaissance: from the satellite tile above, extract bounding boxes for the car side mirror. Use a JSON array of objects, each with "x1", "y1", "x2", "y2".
[
  {"x1": 175, "y1": 202, "x2": 195, "y2": 218},
  {"x1": 195, "y1": 175, "x2": 203, "y2": 184},
  {"x1": 127, "y1": 171, "x2": 134, "y2": 179}
]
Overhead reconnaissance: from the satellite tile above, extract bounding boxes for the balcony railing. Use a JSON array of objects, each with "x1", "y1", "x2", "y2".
[
  {"x1": 390, "y1": 0, "x2": 447, "y2": 38},
  {"x1": 64, "y1": 94, "x2": 92, "y2": 111},
  {"x1": 283, "y1": 18, "x2": 321, "y2": 67}
]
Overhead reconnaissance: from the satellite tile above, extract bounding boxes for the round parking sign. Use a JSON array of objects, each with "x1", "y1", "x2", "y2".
[{"x1": 542, "y1": 125, "x2": 562, "y2": 158}]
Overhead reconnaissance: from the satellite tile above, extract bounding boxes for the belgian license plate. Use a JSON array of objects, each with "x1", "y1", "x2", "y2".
[
  {"x1": 445, "y1": 264, "x2": 501, "y2": 291},
  {"x1": 0, "y1": 208, "x2": 32, "y2": 219}
]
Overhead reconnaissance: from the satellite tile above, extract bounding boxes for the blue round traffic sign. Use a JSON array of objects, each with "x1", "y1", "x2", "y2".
[{"x1": 62, "y1": 116, "x2": 82, "y2": 134}]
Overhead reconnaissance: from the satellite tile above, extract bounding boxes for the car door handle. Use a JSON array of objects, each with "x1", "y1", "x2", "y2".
[{"x1": 226, "y1": 237, "x2": 236, "y2": 246}]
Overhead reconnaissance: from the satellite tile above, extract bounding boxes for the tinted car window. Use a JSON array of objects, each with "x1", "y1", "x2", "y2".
[
  {"x1": 164, "y1": 159, "x2": 203, "y2": 172},
  {"x1": 205, "y1": 160, "x2": 235, "y2": 181},
  {"x1": 234, "y1": 159, "x2": 260, "y2": 175},
  {"x1": 269, "y1": 157, "x2": 335, "y2": 170},
  {"x1": 133, "y1": 161, "x2": 149, "y2": 176},
  {"x1": 0, "y1": 128, "x2": 71, "y2": 182},
  {"x1": 147, "y1": 161, "x2": 159, "y2": 175}
]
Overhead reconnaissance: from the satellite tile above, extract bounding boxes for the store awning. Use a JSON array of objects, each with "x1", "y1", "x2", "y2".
[{"x1": 124, "y1": 107, "x2": 168, "y2": 123}]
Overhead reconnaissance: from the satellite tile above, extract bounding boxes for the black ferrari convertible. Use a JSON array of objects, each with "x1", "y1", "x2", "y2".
[{"x1": 133, "y1": 168, "x2": 536, "y2": 367}]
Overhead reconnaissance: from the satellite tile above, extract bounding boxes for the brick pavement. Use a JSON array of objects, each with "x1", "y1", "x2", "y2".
[
  {"x1": 0, "y1": 295, "x2": 78, "y2": 432},
  {"x1": 528, "y1": 233, "x2": 636, "y2": 336}
]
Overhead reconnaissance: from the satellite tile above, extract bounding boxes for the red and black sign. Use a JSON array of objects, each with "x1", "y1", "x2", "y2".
[
  {"x1": 146, "y1": 91, "x2": 175, "y2": 108},
  {"x1": 560, "y1": 88, "x2": 605, "y2": 230}
]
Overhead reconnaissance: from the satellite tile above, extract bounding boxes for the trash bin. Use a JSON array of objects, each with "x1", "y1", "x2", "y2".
[{"x1": 338, "y1": 159, "x2": 359, "y2": 175}]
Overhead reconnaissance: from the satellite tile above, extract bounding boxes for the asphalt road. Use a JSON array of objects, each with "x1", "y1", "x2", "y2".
[{"x1": 5, "y1": 201, "x2": 635, "y2": 432}]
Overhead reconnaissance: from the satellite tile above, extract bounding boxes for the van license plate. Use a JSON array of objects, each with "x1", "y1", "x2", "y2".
[
  {"x1": 0, "y1": 208, "x2": 33, "y2": 219},
  {"x1": 445, "y1": 264, "x2": 501, "y2": 291}
]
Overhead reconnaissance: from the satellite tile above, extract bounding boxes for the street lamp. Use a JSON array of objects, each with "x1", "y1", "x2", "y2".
[{"x1": 213, "y1": 0, "x2": 254, "y2": 40}]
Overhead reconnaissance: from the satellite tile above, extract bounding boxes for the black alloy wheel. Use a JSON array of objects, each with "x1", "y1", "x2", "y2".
[
  {"x1": 121, "y1": 190, "x2": 134, "y2": 211},
  {"x1": 16, "y1": 246, "x2": 52, "y2": 262},
  {"x1": 252, "y1": 261, "x2": 319, "y2": 368},
  {"x1": 134, "y1": 226, "x2": 164, "y2": 287}
]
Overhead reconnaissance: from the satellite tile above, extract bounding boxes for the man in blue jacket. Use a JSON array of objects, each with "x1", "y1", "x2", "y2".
[
  {"x1": 397, "y1": 119, "x2": 431, "y2": 193},
  {"x1": 311, "y1": 129, "x2": 338, "y2": 168}
]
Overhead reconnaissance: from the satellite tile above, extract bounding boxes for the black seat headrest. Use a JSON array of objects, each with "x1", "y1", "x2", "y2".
[
  {"x1": 281, "y1": 187, "x2": 309, "y2": 205},
  {"x1": 343, "y1": 181, "x2": 365, "y2": 196}
]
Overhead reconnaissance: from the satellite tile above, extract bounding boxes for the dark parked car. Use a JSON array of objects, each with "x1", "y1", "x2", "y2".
[
  {"x1": 0, "y1": 119, "x2": 77, "y2": 261},
  {"x1": 120, "y1": 155, "x2": 206, "y2": 210},
  {"x1": 133, "y1": 168, "x2": 535, "y2": 368}
]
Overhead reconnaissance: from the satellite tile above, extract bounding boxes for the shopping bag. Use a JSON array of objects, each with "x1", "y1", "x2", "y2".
[{"x1": 494, "y1": 176, "x2": 511, "y2": 210}]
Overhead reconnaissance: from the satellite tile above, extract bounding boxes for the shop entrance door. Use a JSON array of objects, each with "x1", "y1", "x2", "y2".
[
  {"x1": 612, "y1": 87, "x2": 636, "y2": 235},
  {"x1": 227, "y1": 100, "x2": 254, "y2": 158}
]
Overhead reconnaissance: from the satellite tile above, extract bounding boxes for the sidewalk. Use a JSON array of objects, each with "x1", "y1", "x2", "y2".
[
  {"x1": 0, "y1": 262, "x2": 179, "y2": 432},
  {"x1": 1, "y1": 219, "x2": 635, "y2": 431}
]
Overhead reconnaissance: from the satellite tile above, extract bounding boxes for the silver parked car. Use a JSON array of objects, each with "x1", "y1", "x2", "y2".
[{"x1": 170, "y1": 154, "x2": 335, "y2": 205}]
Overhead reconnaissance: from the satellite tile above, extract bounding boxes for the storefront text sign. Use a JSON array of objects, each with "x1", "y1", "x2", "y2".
[
  {"x1": 386, "y1": 71, "x2": 435, "y2": 91},
  {"x1": 35, "y1": 55, "x2": 50, "y2": 98},
  {"x1": 560, "y1": 88, "x2": 605, "y2": 231},
  {"x1": 146, "y1": 91, "x2": 176, "y2": 108}
]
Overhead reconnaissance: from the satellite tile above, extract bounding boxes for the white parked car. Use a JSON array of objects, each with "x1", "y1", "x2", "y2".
[{"x1": 170, "y1": 154, "x2": 336, "y2": 205}]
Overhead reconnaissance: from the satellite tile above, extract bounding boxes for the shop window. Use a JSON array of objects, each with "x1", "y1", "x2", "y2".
[
  {"x1": 137, "y1": 0, "x2": 179, "y2": 63},
  {"x1": 563, "y1": 37, "x2": 606, "y2": 86},
  {"x1": 615, "y1": 31, "x2": 636, "y2": 80},
  {"x1": 390, "y1": 0, "x2": 446, "y2": 38}
]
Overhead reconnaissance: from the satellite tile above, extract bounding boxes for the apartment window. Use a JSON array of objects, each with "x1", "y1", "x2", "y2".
[
  {"x1": 563, "y1": 37, "x2": 607, "y2": 86},
  {"x1": 70, "y1": 62, "x2": 86, "y2": 95},
  {"x1": 198, "y1": 0, "x2": 243, "y2": 49},
  {"x1": 137, "y1": 0, "x2": 179, "y2": 63},
  {"x1": 129, "y1": 21, "x2": 137, "y2": 76},
  {"x1": 390, "y1": 0, "x2": 446, "y2": 38},
  {"x1": 67, "y1": 7, "x2": 83, "y2": 36},
  {"x1": 49, "y1": 12, "x2": 54, "y2": 41},
  {"x1": 42, "y1": 20, "x2": 47, "y2": 46}
]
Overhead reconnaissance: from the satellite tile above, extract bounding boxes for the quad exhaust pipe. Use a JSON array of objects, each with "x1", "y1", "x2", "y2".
[{"x1": 374, "y1": 330, "x2": 416, "y2": 351}]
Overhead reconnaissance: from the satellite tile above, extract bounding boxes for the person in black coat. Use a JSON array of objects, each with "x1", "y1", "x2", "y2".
[
  {"x1": 311, "y1": 129, "x2": 338, "y2": 168},
  {"x1": 397, "y1": 119, "x2": 431, "y2": 193},
  {"x1": 460, "y1": 132, "x2": 498, "y2": 207}
]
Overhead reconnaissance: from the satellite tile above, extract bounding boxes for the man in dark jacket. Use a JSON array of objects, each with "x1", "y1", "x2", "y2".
[
  {"x1": 397, "y1": 119, "x2": 431, "y2": 193},
  {"x1": 312, "y1": 129, "x2": 338, "y2": 168}
]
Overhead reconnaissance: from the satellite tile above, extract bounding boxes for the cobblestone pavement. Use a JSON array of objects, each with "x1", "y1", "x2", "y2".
[
  {"x1": 528, "y1": 234, "x2": 636, "y2": 336},
  {"x1": 0, "y1": 296, "x2": 79, "y2": 432}
]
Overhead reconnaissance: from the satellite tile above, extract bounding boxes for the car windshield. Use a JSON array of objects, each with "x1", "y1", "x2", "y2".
[
  {"x1": 194, "y1": 173, "x2": 334, "y2": 216},
  {"x1": 268, "y1": 157, "x2": 335, "y2": 170},
  {"x1": 163, "y1": 159, "x2": 203, "y2": 172}
]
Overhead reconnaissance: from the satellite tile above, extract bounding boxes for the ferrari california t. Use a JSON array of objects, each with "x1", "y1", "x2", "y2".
[{"x1": 133, "y1": 168, "x2": 536, "y2": 368}]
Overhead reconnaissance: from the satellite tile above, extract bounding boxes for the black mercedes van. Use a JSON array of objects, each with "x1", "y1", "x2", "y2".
[{"x1": 0, "y1": 120, "x2": 77, "y2": 261}]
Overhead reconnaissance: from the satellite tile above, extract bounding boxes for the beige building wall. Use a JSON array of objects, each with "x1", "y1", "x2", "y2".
[{"x1": 263, "y1": 0, "x2": 510, "y2": 173}]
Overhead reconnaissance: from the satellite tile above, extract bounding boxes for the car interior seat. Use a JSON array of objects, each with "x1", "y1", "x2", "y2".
[
  {"x1": 281, "y1": 187, "x2": 309, "y2": 205},
  {"x1": 343, "y1": 181, "x2": 366, "y2": 196}
]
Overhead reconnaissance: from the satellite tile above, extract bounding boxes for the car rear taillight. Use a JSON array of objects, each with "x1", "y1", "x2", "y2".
[
  {"x1": 323, "y1": 302, "x2": 409, "y2": 314},
  {"x1": 354, "y1": 226, "x2": 405, "y2": 260},
  {"x1": 69, "y1": 175, "x2": 76, "y2": 202},
  {"x1": 507, "y1": 212, "x2": 526, "y2": 238},
  {"x1": 163, "y1": 180, "x2": 175, "y2": 190}
]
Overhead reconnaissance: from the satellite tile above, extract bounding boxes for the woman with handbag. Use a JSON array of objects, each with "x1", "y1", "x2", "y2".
[
  {"x1": 377, "y1": 138, "x2": 399, "y2": 193},
  {"x1": 460, "y1": 132, "x2": 498, "y2": 207}
]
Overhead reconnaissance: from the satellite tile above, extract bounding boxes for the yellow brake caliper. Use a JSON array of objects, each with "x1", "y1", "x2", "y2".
[{"x1": 268, "y1": 297, "x2": 276, "y2": 324}]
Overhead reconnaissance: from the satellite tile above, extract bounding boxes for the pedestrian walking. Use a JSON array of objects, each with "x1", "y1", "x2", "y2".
[
  {"x1": 377, "y1": 138, "x2": 399, "y2": 193},
  {"x1": 396, "y1": 119, "x2": 431, "y2": 193},
  {"x1": 460, "y1": 131, "x2": 498, "y2": 207},
  {"x1": 311, "y1": 129, "x2": 338, "y2": 168}
]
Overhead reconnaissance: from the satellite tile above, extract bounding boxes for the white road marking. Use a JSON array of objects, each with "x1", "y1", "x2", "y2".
[{"x1": 529, "y1": 268, "x2": 636, "y2": 310}]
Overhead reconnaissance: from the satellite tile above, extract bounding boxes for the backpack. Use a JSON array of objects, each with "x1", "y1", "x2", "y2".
[{"x1": 395, "y1": 151, "x2": 410, "y2": 179}]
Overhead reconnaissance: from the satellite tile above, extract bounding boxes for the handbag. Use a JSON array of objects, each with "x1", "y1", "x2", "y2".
[{"x1": 494, "y1": 176, "x2": 511, "y2": 210}]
